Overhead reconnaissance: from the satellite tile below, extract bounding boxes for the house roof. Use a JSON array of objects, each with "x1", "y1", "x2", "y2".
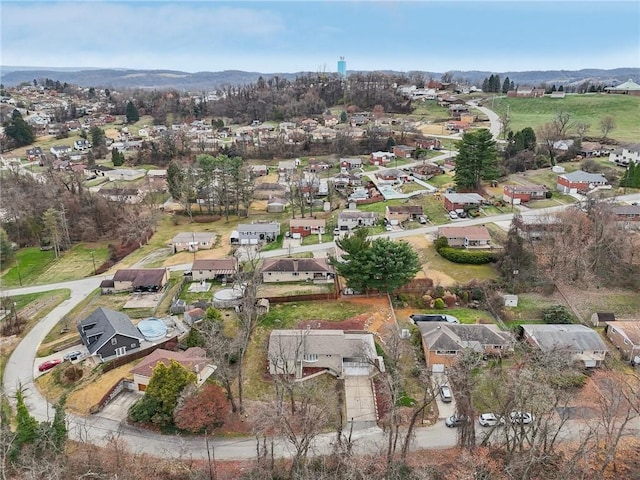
[
  {"x1": 418, "y1": 323, "x2": 513, "y2": 352},
  {"x1": 561, "y1": 170, "x2": 608, "y2": 184},
  {"x1": 78, "y1": 307, "x2": 143, "y2": 355},
  {"x1": 612, "y1": 205, "x2": 640, "y2": 216},
  {"x1": 438, "y1": 226, "x2": 491, "y2": 241},
  {"x1": 504, "y1": 184, "x2": 548, "y2": 193},
  {"x1": 267, "y1": 197, "x2": 288, "y2": 206},
  {"x1": 191, "y1": 258, "x2": 238, "y2": 273},
  {"x1": 255, "y1": 182, "x2": 287, "y2": 192},
  {"x1": 130, "y1": 347, "x2": 209, "y2": 378},
  {"x1": 605, "y1": 79, "x2": 640, "y2": 91},
  {"x1": 268, "y1": 329, "x2": 376, "y2": 359},
  {"x1": 290, "y1": 218, "x2": 326, "y2": 227},
  {"x1": 387, "y1": 205, "x2": 424, "y2": 215},
  {"x1": 260, "y1": 258, "x2": 334, "y2": 274},
  {"x1": 607, "y1": 321, "x2": 640, "y2": 346},
  {"x1": 520, "y1": 324, "x2": 609, "y2": 352},
  {"x1": 172, "y1": 231, "x2": 216, "y2": 244},
  {"x1": 112, "y1": 269, "x2": 167, "y2": 288},
  {"x1": 444, "y1": 193, "x2": 484, "y2": 204},
  {"x1": 237, "y1": 223, "x2": 280, "y2": 233},
  {"x1": 338, "y1": 211, "x2": 379, "y2": 219}
]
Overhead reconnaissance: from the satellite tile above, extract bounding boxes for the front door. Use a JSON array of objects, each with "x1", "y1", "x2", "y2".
[{"x1": 115, "y1": 346, "x2": 127, "y2": 357}]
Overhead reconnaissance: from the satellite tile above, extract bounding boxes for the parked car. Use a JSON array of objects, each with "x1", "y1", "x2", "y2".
[
  {"x1": 418, "y1": 216, "x2": 428, "y2": 224},
  {"x1": 479, "y1": 413, "x2": 505, "y2": 427},
  {"x1": 439, "y1": 385, "x2": 452, "y2": 403},
  {"x1": 445, "y1": 414, "x2": 469, "y2": 428},
  {"x1": 509, "y1": 411, "x2": 534, "y2": 424},
  {"x1": 448, "y1": 210, "x2": 459, "y2": 220},
  {"x1": 38, "y1": 359, "x2": 62, "y2": 372},
  {"x1": 63, "y1": 350, "x2": 83, "y2": 361}
]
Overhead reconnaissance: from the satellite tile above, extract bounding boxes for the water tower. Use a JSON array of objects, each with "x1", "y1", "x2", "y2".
[{"x1": 337, "y1": 56, "x2": 347, "y2": 78}]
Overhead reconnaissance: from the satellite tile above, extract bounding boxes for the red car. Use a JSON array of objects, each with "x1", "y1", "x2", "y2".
[{"x1": 38, "y1": 359, "x2": 62, "y2": 372}]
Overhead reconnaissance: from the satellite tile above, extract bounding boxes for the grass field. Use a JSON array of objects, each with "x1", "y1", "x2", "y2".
[{"x1": 492, "y1": 94, "x2": 640, "y2": 143}]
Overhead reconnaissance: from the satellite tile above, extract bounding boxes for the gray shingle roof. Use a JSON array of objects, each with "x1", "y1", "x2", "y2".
[
  {"x1": 78, "y1": 307, "x2": 143, "y2": 354},
  {"x1": 418, "y1": 323, "x2": 513, "y2": 351},
  {"x1": 268, "y1": 329, "x2": 375, "y2": 358},
  {"x1": 562, "y1": 170, "x2": 608, "y2": 183},
  {"x1": 260, "y1": 258, "x2": 334, "y2": 274},
  {"x1": 520, "y1": 324, "x2": 609, "y2": 352}
]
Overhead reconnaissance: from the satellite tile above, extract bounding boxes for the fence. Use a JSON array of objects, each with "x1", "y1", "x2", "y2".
[{"x1": 101, "y1": 336, "x2": 178, "y2": 373}]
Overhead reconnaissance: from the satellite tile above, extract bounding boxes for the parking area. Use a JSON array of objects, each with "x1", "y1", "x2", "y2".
[{"x1": 432, "y1": 371, "x2": 456, "y2": 420}]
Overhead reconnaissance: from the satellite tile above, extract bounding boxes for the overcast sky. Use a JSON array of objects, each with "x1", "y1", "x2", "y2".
[{"x1": 2, "y1": 1, "x2": 639, "y2": 73}]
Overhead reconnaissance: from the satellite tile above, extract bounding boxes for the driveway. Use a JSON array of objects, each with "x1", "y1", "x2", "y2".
[{"x1": 344, "y1": 375, "x2": 377, "y2": 430}]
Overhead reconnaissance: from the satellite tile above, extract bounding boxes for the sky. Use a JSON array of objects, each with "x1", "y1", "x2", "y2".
[{"x1": 1, "y1": 1, "x2": 639, "y2": 74}]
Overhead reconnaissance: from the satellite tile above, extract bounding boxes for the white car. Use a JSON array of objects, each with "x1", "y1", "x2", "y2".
[
  {"x1": 448, "y1": 211, "x2": 459, "y2": 220},
  {"x1": 478, "y1": 413, "x2": 504, "y2": 427},
  {"x1": 63, "y1": 350, "x2": 83, "y2": 361},
  {"x1": 509, "y1": 411, "x2": 534, "y2": 424}
]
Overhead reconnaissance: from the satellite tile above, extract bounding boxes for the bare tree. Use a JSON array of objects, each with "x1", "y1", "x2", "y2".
[{"x1": 599, "y1": 115, "x2": 616, "y2": 140}]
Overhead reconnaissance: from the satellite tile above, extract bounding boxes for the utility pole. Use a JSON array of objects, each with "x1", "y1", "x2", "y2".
[{"x1": 90, "y1": 251, "x2": 97, "y2": 276}]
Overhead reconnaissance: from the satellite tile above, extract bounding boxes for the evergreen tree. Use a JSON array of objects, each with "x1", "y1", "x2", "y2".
[
  {"x1": 126, "y1": 100, "x2": 140, "y2": 124},
  {"x1": 50, "y1": 395, "x2": 67, "y2": 452},
  {"x1": 112, "y1": 149, "x2": 124, "y2": 166},
  {"x1": 454, "y1": 129, "x2": 501, "y2": 191},
  {"x1": 3, "y1": 109, "x2": 35, "y2": 148},
  {"x1": 11, "y1": 389, "x2": 38, "y2": 461},
  {"x1": 167, "y1": 160, "x2": 184, "y2": 199},
  {"x1": 0, "y1": 227, "x2": 14, "y2": 265},
  {"x1": 89, "y1": 126, "x2": 105, "y2": 147},
  {"x1": 502, "y1": 77, "x2": 511, "y2": 94}
]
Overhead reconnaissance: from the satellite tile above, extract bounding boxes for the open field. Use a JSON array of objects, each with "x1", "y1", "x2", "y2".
[{"x1": 492, "y1": 94, "x2": 640, "y2": 143}]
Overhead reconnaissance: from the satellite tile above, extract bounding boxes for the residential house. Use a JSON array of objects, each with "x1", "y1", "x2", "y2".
[
  {"x1": 520, "y1": 324, "x2": 609, "y2": 368},
  {"x1": 385, "y1": 205, "x2": 424, "y2": 224},
  {"x1": 611, "y1": 205, "x2": 640, "y2": 226},
  {"x1": 589, "y1": 312, "x2": 616, "y2": 327},
  {"x1": 443, "y1": 193, "x2": 484, "y2": 212},
  {"x1": 417, "y1": 323, "x2": 514, "y2": 368},
  {"x1": 85, "y1": 165, "x2": 114, "y2": 177},
  {"x1": 415, "y1": 137, "x2": 441, "y2": 150},
  {"x1": 104, "y1": 268, "x2": 169, "y2": 293},
  {"x1": 369, "y1": 151, "x2": 395, "y2": 166},
  {"x1": 445, "y1": 120, "x2": 471, "y2": 132},
  {"x1": 604, "y1": 79, "x2": 640, "y2": 96},
  {"x1": 502, "y1": 184, "x2": 548, "y2": 204},
  {"x1": 392, "y1": 145, "x2": 415, "y2": 159},
  {"x1": 337, "y1": 211, "x2": 380, "y2": 231},
  {"x1": 437, "y1": 226, "x2": 492, "y2": 249},
  {"x1": 73, "y1": 139, "x2": 92, "y2": 151},
  {"x1": 278, "y1": 160, "x2": 297, "y2": 176},
  {"x1": 552, "y1": 139, "x2": 574, "y2": 154},
  {"x1": 377, "y1": 168, "x2": 410, "y2": 183},
  {"x1": 171, "y1": 232, "x2": 217, "y2": 253},
  {"x1": 254, "y1": 182, "x2": 288, "y2": 200},
  {"x1": 605, "y1": 321, "x2": 640, "y2": 362},
  {"x1": 409, "y1": 163, "x2": 444, "y2": 180},
  {"x1": 230, "y1": 222, "x2": 281, "y2": 245},
  {"x1": 507, "y1": 86, "x2": 546, "y2": 97},
  {"x1": 26, "y1": 147, "x2": 43, "y2": 160},
  {"x1": 250, "y1": 164, "x2": 269, "y2": 177},
  {"x1": 308, "y1": 158, "x2": 332, "y2": 172},
  {"x1": 77, "y1": 307, "x2": 144, "y2": 362},
  {"x1": 556, "y1": 170, "x2": 608, "y2": 193},
  {"x1": 340, "y1": 157, "x2": 363, "y2": 170},
  {"x1": 190, "y1": 258, "x2": 238, "y2": 282},
  {"x1": 609, "y1": 146, "x2": 640, "y2": 166},
  {"x1": 105, "y1": 168, "x2": 146, "y2": 182},
  {"x1": 260, "y1": 257, "x2": 335, "y2": 283},
  {"x1": 290, "y1": 218, "x2": 326, "y2": 237},
  {"x1": 513, "y1": 214, "x2": 563, "y2": 241},
  {"x1": 97, "y1": 187, "x2": 144, "y2": 204},
  {"x1": 130, "y1": 347, "x2": 214, "y2": 391},
  {"x1": 333, "y1": 172, "x2": 362, "y2": 189},
  {"x1": 577, "y1": 142, "x2": 607, "y2": 158},
  {"x1": 50, "y1": 145, "x2": 72, "y2": 158},
  {"x1": 268, "y1": 329, "x2": 382, "y2": 379},
  {"x1": 267, "y1": 197, "x2": 288, "y2": 213}
]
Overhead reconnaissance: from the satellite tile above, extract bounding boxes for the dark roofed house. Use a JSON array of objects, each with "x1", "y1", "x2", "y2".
[
  {"x1": 77, "y1": 307, "x2": 144, "y2": 362},
  {"x1": 130, "y1": 347, "x2": 214, "y2": 391},
  {"x1": 260, "y1": 257, "x2": 335, "y2": 283},
  {"x1": 191, "y1": 258, "x2": 238, "y2": 282},
  {"x1": 385, "y1": 205, "x2": 424, "y2": 223},
  {"x1": 111, "y1": 268, "x2": 169, "y2": 293},
  {"x1": 520, "y1": 324, "x2": 609, "y2": 368},
  {"x1": 502, "y1": 184, "x2": 548, "y2": 204}
]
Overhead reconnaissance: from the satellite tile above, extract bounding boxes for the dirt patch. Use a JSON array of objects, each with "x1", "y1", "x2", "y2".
[
  {"x1": 296, "y1": 317, "x2": 366, "y2": 331},
  {"x1": 338, "y1": 296, "x2": 396, "y2": 334}
]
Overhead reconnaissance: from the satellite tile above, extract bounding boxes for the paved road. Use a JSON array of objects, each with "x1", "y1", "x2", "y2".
[{"x1": 3, "y1": 192, "x2": 640, "y2": 460}]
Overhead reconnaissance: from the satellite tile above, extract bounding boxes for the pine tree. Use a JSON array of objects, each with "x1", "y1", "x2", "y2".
[
  {"x1": 125, "y1": 100, "x2": 140, "y2": 124},
  {"x1": 11, "y1": 389, "x2": 39, "y2": 461},
  {"x1": 454, "y1": 129, "x2": 501, "y2": 191},
  {"x1": 502, "y1": 76, "x2": 511, "y2": 94}
]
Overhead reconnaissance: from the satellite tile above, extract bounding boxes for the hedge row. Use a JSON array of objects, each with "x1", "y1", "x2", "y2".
[{"x1": 437, "y1": 246, "x2": 498, "y2": 264}]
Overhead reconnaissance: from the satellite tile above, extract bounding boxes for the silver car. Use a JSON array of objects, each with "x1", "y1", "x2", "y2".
[{"x1": 479, "y1": 413, "x2": 504, "y2": 427}]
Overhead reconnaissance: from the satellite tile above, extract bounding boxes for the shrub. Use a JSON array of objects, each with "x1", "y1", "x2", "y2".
[
  {"x1": 437, "y1": 247, "x2": 498, "y2": 264},
  {"x1": 433, "y1": 298, "x2": 446, "y2": 309},
  {"x1": 63, "y1": 366, "x2": 83, "y2": 383},
  {"x1": 443, "y1": 292, "x2": 457, "y2": 308},
  {"x1": 193, "y1": 215, "x2": 221, "y2": 223},
  {"x1": 542, "y1": 304, "x2": 574, "y2": 324}
]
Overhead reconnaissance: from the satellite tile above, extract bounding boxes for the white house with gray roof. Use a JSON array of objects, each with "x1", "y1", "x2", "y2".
[
  {"x1": 337, "y1": 210, "x2": 379, "y2": 231},
  {"x1": 268, "y1": 329, "x2": 383, "y2": 379},
  {"x1": 609, "y1": 145, "x2": 640, "y2": 166},
  {"x1": 230, "y1": 222, "x2": 280, "y2": 245},
  {"x1": 520, "y1": 324, "x2": 609, "y2": 368}
]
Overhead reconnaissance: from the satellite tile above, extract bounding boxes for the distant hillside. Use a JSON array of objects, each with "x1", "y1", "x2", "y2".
[{"x1": 1, "y1": 67, "x2": 638, "y2": 91}]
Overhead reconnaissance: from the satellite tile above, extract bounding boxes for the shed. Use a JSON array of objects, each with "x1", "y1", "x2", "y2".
[{"x1": 503, "y1": 294, "x2": 519, "y2": 307}]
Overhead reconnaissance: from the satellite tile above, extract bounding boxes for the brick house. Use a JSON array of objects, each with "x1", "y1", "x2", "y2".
[
  {"x1": 437, "y1": 226, "x2": 492, "y2": 249},
  {"x1": 392, "y1": 145, "x2": 415, "y2": 159},
  {"x1": 385, "y1": 205, "x2": 424, "y2": 224},
  {"x1": 102, "y1": 268, "x2": 169, "y2": 293},
  {"x1": 290, "y1": 218, "x2": 326, "y2": 237},
  {"x1": 260, "y1": 257, "x2": 335, "y2": 283},
  {"x1": 443, "y1": 193, "x2": 484, "y2": 212},
  {"x1": 369, "y1": 151, "x2": 395, "y2": 166},
  {"x1": 556, "y1": 170, "x2": 608, "y2": 193},
  {"x1": 340, "y1": 157, "x2": 363, "y2": 170},
  {"x1": 190, "y1": 258, "x2": 238, "y2": 282},
  {"x1": 502, "y1": 184, "x2": 548, "y2": 204}
]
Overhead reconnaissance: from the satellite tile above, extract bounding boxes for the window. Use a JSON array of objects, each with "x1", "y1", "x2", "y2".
[
  {"x1": 111, "y1": 338, "x2": 117, "y2": 345},
  {"x1": 292, "y1": 272, "x2": 299, "y2": 276},
  {"x1": 114, "y1": 347, "x2": 126, "y2": 357},
  {"x1": 131, "y1": 343, "x2": 137, "y2": 348},
  {"x1": 303, "y1": 354, "x2": 318, "y2": 362}
]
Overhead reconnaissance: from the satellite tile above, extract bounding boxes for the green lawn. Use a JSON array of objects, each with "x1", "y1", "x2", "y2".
[
  {"x1": 423, "y1": 246, "x2": 498, "y2": 284},
  {"x1": 260, "y1": 300, "x2": 369, "y2": 328},
  {"x1": 1, "y1": 243, "x2": 111, "y2": 287},
  {"x1": 492, "y1": 94, "x2": 640, "y2": 143}
]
